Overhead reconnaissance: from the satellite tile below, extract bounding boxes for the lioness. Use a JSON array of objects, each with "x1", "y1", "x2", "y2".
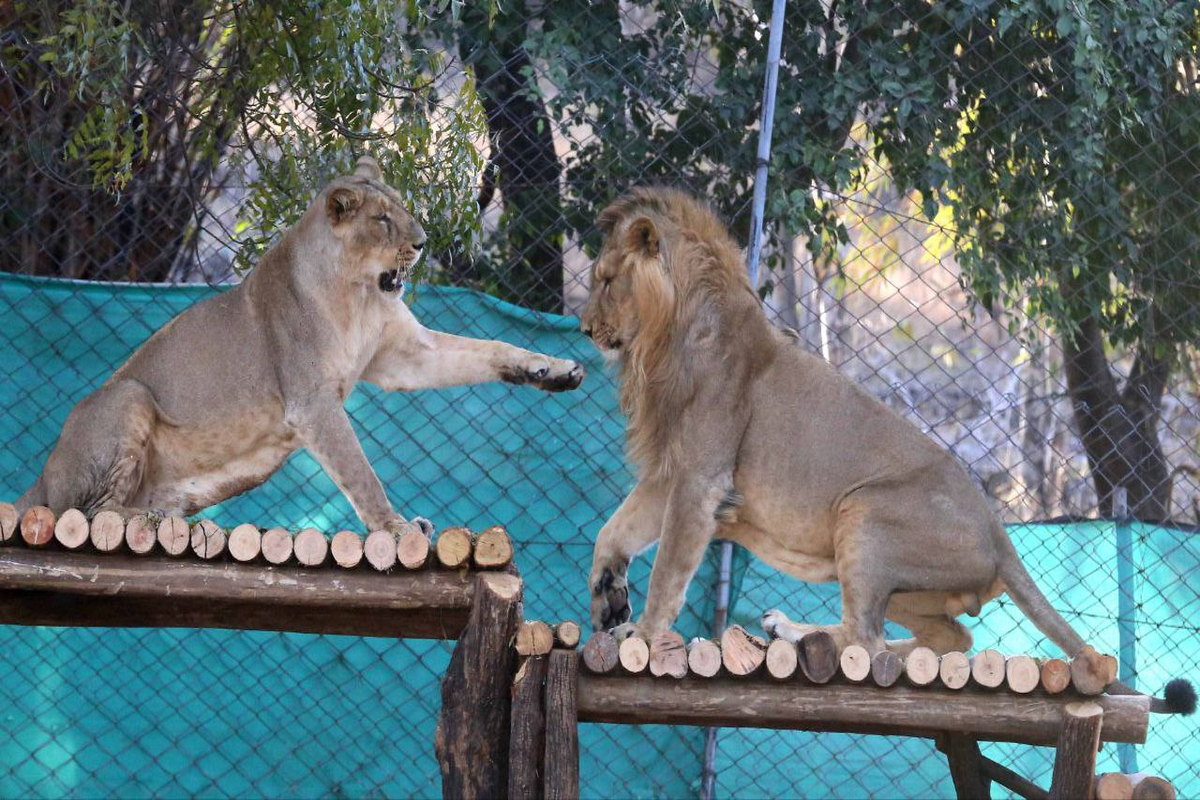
[
  {"x1": 17, "y1": 157, "x2": 584, "y2": 534},
  {"x1": 581, "y1": 187, "x2": 1190, "y2": 712}
]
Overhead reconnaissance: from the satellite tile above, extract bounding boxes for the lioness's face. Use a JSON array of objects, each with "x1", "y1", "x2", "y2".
[
  {"x1": 581, "y1": 216, "x2": 663, "y2": 357},
  {"x1": 325, "y1": 157, "x2": 426, "y2": 292}
]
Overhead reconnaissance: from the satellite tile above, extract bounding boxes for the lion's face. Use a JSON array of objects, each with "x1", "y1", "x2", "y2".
[
  {"x1": 581, "y1": 216, "x2": 671, "y2": 358},
  {"x1": 324, "y1": 157, "x2": 426, "y2": 292}
]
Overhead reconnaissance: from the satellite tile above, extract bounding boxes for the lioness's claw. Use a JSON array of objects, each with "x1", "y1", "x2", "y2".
[
  {"x1": 534, "y1": 359, "x2": 585, "y2": 392},
  {"x1": 591, "y1": 563, "x2": 631, "y2": 631}
]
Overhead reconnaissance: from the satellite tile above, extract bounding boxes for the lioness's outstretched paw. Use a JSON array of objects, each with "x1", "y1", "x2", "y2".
[
  {"x1": 590, "y1": 563, "x2": 631, "y2": 632},
  {"x1": 761, "y1": 609, "x2": 803, "y2": 643},
  {"x1": 502, "y1": 356, "x2": 585, "y2": 392}
]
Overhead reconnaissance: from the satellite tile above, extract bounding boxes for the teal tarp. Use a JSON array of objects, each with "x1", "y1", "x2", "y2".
[{"x1": 0, "y1": 273, "x2": 1196, "y2": 798}]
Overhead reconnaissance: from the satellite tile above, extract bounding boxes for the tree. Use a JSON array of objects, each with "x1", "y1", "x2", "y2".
[
  {"x1": 527, "y1": 0, "x2": 1198, "y2": 520},
  {"x1": 0, "y1": 0, "x2": 485, "y2": 282}
]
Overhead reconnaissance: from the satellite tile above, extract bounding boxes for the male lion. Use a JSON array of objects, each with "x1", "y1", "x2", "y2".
[
  {"x1": 17, "y1": 157, "x2": 584, "y2": 534},
  {"x1": 581, "y1": 187, "x2": 1191, "y2": 712}
]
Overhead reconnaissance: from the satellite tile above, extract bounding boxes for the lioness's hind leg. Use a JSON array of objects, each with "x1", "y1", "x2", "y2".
[
  {"x1": 37, "y1": 380, "x2": 159, "y2": 516},
  {"x1": 884, "y1": 592, "x2": 973, "y2": 656}
]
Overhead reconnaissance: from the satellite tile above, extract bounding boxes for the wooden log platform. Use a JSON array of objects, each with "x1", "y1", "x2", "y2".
[
  {"x1": 574, "y1": 673, "x2": 1150, "y2": 747},
  {"x1": 0, "y1": 538, "x2": 505, "y2": 639}
]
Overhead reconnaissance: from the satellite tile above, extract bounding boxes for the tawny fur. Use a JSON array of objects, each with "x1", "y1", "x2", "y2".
[
  {"x1": 18, "y1": 157, "x2": 584, "y2": 533},
  {"x1": 581, "y1": 187, "x2": 1110, "y2": 681}
]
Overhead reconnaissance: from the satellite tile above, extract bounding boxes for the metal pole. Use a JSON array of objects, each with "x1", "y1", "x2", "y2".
[
  {"x1": 701, "y1": 4, "x2": 787, "y2": 798},
  {"x1": 1113, "y1": 486, "x2": 1139, "y2": 773}
]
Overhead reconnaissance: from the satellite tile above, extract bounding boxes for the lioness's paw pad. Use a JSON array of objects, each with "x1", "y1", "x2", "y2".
[
  {"x1": 590, "y1": 565, "x2": 631, "y2": 631},
  {"x1": 535, "y1": 360, "x2": 585, "y2": 392}
]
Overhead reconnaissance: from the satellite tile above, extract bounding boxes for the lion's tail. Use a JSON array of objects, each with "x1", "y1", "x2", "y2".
[{"x1": 994, "y1": 523, "x2": 1195, "y2": 715}]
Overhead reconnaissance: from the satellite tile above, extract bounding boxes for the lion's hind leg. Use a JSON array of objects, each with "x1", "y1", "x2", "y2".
[
  {"x1": 883, "y1": 591, "x2": 974, "y2": 657},
  {"x1": 36, "y1": 380, "x2": 160, "y2": 517}
]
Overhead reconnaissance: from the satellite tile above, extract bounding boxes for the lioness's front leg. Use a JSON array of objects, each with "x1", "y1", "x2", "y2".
[
  {"x1": 365, "y1": 325, "x2": 584, "y2": 393},
  {"x1": 284, "y1": 395, "x2": 430, "y2": 534},
  {"x1": 589, "y1": 480, "x2": 669, "y2": 631}
]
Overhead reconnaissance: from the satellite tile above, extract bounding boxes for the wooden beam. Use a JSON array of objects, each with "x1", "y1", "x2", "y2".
[
  {"x1": 941, "y1": 734, "x2": 991, "y2": 800},
  {"x1": 575, "y1": 676, "x2": 1149, "y2": 747},
  {"x1": 0, "y1": 549, "x2": 479, "y2": 639},
  {"x1": 436, "y1": 572, "x2": 522, "y2": 799},
  {"x1": 980, "y1": 755, "x2": 1048, "y2": 800},
  {"x1": 509, "y1": 655, "x2": 548, "y2": 800},
  {"x1": 544, "y1": 649, "x2": 580, "y2": 800}
]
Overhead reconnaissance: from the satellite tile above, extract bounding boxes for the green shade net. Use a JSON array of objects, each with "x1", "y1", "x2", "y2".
[{"x1": 0, "y1": 273, "x2": 1195, "y2": 798}]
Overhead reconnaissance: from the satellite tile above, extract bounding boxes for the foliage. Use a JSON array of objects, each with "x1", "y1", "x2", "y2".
[{"x1": 9, "y1": 0, "x2": 487, "y2": 279}]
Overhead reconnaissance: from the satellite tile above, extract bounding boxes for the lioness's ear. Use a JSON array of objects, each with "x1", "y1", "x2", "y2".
[
  {"x1": 326, "y1": 186, "x2": 362, "y2": 226},
  {"x1": 354, "y1": 156, "x2": 382, "y2": 180},
  {"x1": 625, "y1": 216, "x2": 660, "y2": 259}
]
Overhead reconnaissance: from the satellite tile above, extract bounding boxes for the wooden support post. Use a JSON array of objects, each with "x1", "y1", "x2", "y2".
[
  {"x1": 1049, "y1": 702, "x2": 1104, "y2": 800},
  {"x1": 941, "y1": 734, "x2": 992, "y2": 800},
  {"x1": 509, "y1": 655, "x2": 548, "y2": 800},
  {"x1": 979, "y1": 754, "x2": 1048, "y2": 800},
  {"x1": 436, "y1": 571, "x2": 522, "y2": 800},
  {"x1": 544, "y1": 649, "x2": 579, "y2": 800}
]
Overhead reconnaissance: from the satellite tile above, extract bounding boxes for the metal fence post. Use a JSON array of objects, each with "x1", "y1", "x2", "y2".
[
  {"x1": 1113, "y1": 486, "x2": 1139, "y2": 773},
  {"x1": 701, "y1": 2, "x2": 788, "y2": 798}
]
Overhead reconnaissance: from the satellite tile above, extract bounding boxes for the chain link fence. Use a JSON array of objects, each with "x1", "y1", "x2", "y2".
[{"x1": 1, "y1": 0, "x2": 1198, "y2": 797}]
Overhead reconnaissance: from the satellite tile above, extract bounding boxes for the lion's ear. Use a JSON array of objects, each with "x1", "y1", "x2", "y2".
[
  {"x1": 326, "y1": 186, "x2": 363, "y2": 226},
  {"x1": 625, "y1": 216, "x2": 660, "y2": 259},
  {"x1": 354, "y1": 156, "x2": 382, "y2": 180}
]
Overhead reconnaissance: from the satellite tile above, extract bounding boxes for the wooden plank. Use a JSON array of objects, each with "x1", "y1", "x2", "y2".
[
  {"x1": 0, "y1": 549, "x2": 479, "y2": 638},
  {"x1": 544, "y1": 649, "x2": 580, "y2": 800},
  {"x1": 575, "y1": 675, "x2": 1149, "y2": 746},
  {"x1": 1049, "y1": 702, "x2": 1105, "y2": 800},
  {"x1": 436, "y1": 572, "x2": 522, "y2": 799},
  {"x1": 508, "y1": 655, "x2": 548, "y2": 800}
]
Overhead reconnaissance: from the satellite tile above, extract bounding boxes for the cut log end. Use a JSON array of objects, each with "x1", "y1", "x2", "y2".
[
  {"x1": 649, "y1": 631, "x2": 688, "y2": 679},
  {"x1": 797, "y1": 630, "x2": 838, "y2": 684},
  {"x1": 435, "y1": 526, "x2": 473, "y2": 569},
  {"x1": 970, "y1": 649, "x2": 1006, "y2": 689},
  {"x1": 189, "y1": 519, "x2": 226, "y2": 559},
  {"x1": 581, "y1": 632, "x2": 619, "y2": 674},
  {"x1": 330, "y1": 530, "x2": 363, "y2": 568},
  {"x1": 687, "y1": 638, "x2": 722, "y2": 678},
  {"x1": 1129, "y1": 774, "x2": 1177, "y2": 800},
  {"x1": 20, "y1": 506, "x2": 55, "y2": 547},
  {"x1": 1041, "y1": 657, "x2": 1071, "y2": 694},
  {"x1": 472, "y1": 525, "x2": 513, "y2": 569},
  {"x1": 1005, "y1": 655, "x2": 1041, "y2": 694},
  {"x1": 939, "y1": 651, "x2": 971, "y2": 690},
  {"x1": 156, "y1": 516, "x2": 190, "y2": 556},
  {"x1": 0, "y1": 502, "x2": 18, "y2": 541},
  {"x1": 293, "y1": 527, "x2": 329, "y2": 567},
  {"x1": 553, "y1": 621, "x2": 582, "y2": 649},
  {"x1": 125, "y1": 514, "x2": 158, "y2": 555},
  {"x1": 904, "y1": 646, "x2": 939, "y2": 687},
  {"x1": 515, "y1": 620, "x2": 555, "y2": 656},
  {"x1": 720, "y1": 625, "x2": 767, "y2": 676},
  {"x1": 618, "y1": 635, "x2": 650, "y2": 674},
  {"x1": 261, "y1": 527, "x2": 294, "y2": 566},
  {"x1": 90, "y1": 510, "x2": 126, "y2": 553},
  {"x1": 396, "y1": 527, "x2": 430, "y2": 570},
  {"x1": 227, "y1": 524, "x2": 262, "y2": 563},
  {"x1": 1095, "y1": 772, "x2": 1134, "y2": 800},
  {"x1": 363, "y1": 530, "x2": 396, "y2": 572},
  {"x1": 53, "y1": 508, "x2": 89, "y2": 550},
  {"x1": 839, "y1": 644, "x2": 872, "y2": 683},
  {"x1": 765, "y1": 639, "x2": 798, "y2": 680},
  {"x1": 871, "y1": 650, "x2": 903, "y2": 688}
]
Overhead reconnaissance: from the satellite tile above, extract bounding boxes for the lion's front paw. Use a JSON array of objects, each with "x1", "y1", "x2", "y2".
[
  {"x1": 505, "y1": 355, "x2": 585, "y2": 392},
  {"x1": 411, "y1": 517, "x2": 434, "y2": 538},
  {"x1": 590, "y1": 563, "x2": 631, "y2": 632}
]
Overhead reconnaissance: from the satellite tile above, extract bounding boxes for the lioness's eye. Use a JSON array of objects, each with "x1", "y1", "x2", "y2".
[{"x1": 375, "y1": 214, "x2": 391, "y2": 224}]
